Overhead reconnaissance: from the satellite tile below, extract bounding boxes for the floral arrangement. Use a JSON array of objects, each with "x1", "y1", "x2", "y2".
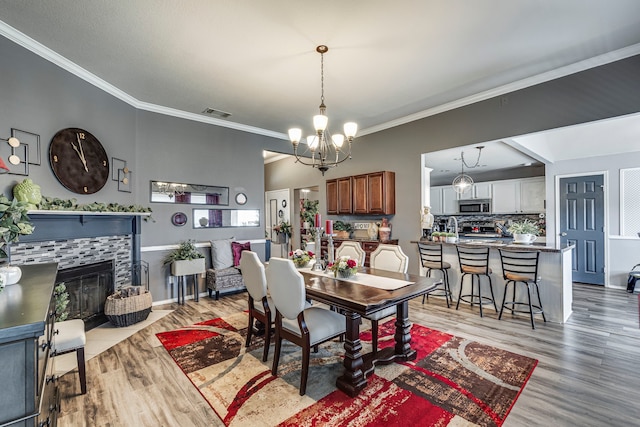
[
  {"x1": 273, "y1": 220, "x2": 292, "y2": 237},
  {"x1": 328, "y1": 255, "x2": 358, "y2": 278},
  {"x1": 290, "y1": 249, "x2": 314, "y2": 267},
  {"x1": 0, "y1": 195, "x2": 34, "y2": 259},
  {"x1": 508, "y1": 219, "x2": 540, "y2": 236}
]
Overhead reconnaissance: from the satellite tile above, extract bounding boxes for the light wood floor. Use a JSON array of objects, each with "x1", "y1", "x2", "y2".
[{"x1": 57, "y1": 284, "x2": 640, "y2": 426}]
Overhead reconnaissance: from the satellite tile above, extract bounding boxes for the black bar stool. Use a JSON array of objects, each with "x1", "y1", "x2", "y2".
[
  {"x1": 417, "y1": 243, "x2": 452, "y2": 307},
  {"x1": 455, "y1": 245, "x2": 497, "y2": 317},
  {"x1": 498, "y1": 249, "x2": 546, "y2": 329}
]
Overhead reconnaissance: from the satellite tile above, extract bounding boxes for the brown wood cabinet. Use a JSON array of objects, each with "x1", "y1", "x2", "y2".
[
  {"x1": 327, "y1": 171, "x2": 395, "y2": 216},
  {"x1": 321, "y1": 238, "x2": 399, "y2": 267}
]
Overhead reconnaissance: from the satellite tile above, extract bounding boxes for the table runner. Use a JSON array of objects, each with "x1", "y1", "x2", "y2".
[{"x1": 300, "y1": 267, "x2": 414, "y2": 290}]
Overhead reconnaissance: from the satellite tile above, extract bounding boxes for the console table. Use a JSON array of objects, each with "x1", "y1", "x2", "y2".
[{"x1": 0, "y1": 263, "x2": 59, "y2": 427}]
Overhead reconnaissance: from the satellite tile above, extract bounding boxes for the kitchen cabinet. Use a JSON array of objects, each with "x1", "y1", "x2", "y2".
[
  {"x1": 430, "y1": 186, "x2": 458, "y2": 215},
  {"x1": 457, "y1": 182, "x2": 492, "y2": 200},
  {"x1": 492, "y1": 177, "x2": 545, "y2": 213},
  {"x1": 0, "y1": 263, "x2": 60, "y2": 427},
  {"x1": 327, "y1": 171, "x2": 395, "y2": 215}
]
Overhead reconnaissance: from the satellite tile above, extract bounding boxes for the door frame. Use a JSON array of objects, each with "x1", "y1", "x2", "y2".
[{"x1": 554, "y1": 170, "x2": 609, "y2": 286}]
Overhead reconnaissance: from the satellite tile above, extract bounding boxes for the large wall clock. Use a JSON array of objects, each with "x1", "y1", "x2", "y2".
[{"x1": 49, "y1": 128, "x2": 109, "y2": 194}]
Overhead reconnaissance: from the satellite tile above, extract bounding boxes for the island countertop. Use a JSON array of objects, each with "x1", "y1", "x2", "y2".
[{"x1": 412, "y1": 238, "x2": 574, "y2": 253}]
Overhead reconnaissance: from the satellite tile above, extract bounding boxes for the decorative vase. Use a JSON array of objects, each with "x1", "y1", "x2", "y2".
[
  {"x1": 293, "y1": 259, "x2": 309, "y2": 268},
  {"x1": 0, "y1": 265, "x2": 22, "y2": 285},
  {"x1": 367, "y1": 223, "x2": 379, "y2": 240},
  {"x1": 379, "y1": 227, "x2": 391, "y2": 242},
  {"x1": 337, "y1": 269, "x2": 354, "y2": 279}
]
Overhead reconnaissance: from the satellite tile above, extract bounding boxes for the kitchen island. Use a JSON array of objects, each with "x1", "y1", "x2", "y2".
[{"x1": 413, "y1": 239, "x2": 574, "y2": 323}]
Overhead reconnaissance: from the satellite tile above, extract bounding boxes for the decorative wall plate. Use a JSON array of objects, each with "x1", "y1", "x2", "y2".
[
  {"x1": 171, "y1": 212, "x2": 187, "y2": 227},
  {"x1": 235, "y1": 192, "x2": 247, "y2": 205}
]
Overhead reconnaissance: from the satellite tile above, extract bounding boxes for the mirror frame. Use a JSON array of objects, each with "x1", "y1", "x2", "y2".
[{"x1": 150, "y1": 181, "x2": 229, "y2": 205}]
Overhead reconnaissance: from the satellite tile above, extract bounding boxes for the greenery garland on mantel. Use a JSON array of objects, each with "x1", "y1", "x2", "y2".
[{"x1": 36, "y1": 196, "x2": 154, "y2": 221}]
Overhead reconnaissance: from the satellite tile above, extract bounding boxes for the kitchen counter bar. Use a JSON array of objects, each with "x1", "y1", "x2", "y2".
[{"x1": 412, "y1": 239, "x2": 575, "y2": 323}]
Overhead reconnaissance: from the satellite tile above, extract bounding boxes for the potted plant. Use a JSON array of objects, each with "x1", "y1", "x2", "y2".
[
  {"x1": 333, "y1": 221, "x2": 352, "y2": 239},
  {"x1": 431, "y1": 231, "x2": 441, "y2": 242},
  {"x1": 508, "y1": 219, "x2": 540, "y2": 244},
  {"x1": 445, "y1": 232, "x2": 458, "y2": 243},
  {"x1": 0, "y1": 195, "x2": 34, "y2": 286},
  {"x1": 164, "y1": 240, "x2": 206, "y2": 276},
  {"x1": 273, "y1": 220, "x2": 292, "y2": 244},
  {"x1": 300, "y1": 199, "x2": 319, "y2": 229},
  {"x1": 290, "y1": 248, "x2": 315, "y2": 268}
]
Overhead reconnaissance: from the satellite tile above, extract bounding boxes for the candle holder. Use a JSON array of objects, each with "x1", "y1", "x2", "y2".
[
  {"x1": 327, "y1": 233, "x2": 335, "y2": 264},
  {"x1": 313, "y1": 227, "x2": 324, "y2": 271}
]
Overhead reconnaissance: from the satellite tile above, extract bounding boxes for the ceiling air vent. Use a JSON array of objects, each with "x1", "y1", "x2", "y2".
[{"x1": 201, "y1": 108, "x2": 232, "y2": 118}]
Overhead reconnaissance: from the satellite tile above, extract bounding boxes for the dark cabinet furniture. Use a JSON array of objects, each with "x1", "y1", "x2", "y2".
[
  {"x1": 327, "y1": 171, "x2": 395, "y2": 215},
  {"x1": 0, "y1": 263, "x2": 59, "y2": 427},
  {"x1": 321, "y1": 239, "x2": 399, "y2": 267}
]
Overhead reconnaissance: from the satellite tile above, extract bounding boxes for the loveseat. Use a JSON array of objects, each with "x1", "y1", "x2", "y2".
[{"x1": 206, "y1": 238, "x2": 249, "y2": 299}]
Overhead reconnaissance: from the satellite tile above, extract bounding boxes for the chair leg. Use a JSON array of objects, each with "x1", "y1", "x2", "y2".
[
  {"x1": 371, "y1": 319, "x2": 379, "y2": 356},
  {"x1": 534, "y1": 282, "x2": 547, "y2": 322},
  {"x1": 526, "y1": 283, "x2": 536, "y2": 329},
  {"x1": 476, "y1": 275, "x2": 483, "y2": 317},
  {"x1": 499, "y1": 281, "x2": 510, "y2": 320},
  {"x1": 271, "y1": 330, "x2": 282, "y2": 377},
  {"x1": 76, "y1": 347, "x2": 87, "y2": 395},
  {"x1": 488, "y1": 276, "x2": 497, "y2": 312},
  {"x1": 245, "y1": 311, "x2": 254, "y2": 348},
  {"x1": 455, "y1": 274, "x2": 465, "y2": 310},
  {"x1": 443, "y1": 270, "x2": 451, "y2": 308},
  {"x1": 262, "y1": 320, "x2": 272, "y2": 362},
  {"x1": 300, "y1": 343, "x2": 311, "y2": 395}
]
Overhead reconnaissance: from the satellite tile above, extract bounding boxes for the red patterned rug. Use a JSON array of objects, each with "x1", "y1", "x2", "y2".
[{"x1": 156, "y1": 312, "x2": 537, "y2": 426}]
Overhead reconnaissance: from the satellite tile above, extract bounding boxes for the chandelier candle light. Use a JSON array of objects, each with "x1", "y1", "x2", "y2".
[
  {"x1": 452, "y1": 146, "x2": 484, "y2": 194},
  {"x1": 288, "y1": 45, "x2": 358, "y2": 175}
]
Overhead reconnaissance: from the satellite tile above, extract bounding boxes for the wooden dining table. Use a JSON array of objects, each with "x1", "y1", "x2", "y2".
[{"x1": 299, "y1": 267, "x2": 441, "y2": 397}]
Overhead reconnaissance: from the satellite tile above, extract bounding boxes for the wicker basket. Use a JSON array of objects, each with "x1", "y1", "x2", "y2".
[{"x1": 105, "y1": 289, "x2": 153, "y2": 327}]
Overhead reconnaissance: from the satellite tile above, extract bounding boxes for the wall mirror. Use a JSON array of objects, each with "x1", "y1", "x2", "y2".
[
  {"x1": 193, "y1": 209, "x2": 260, "y2": 228},
  {"x1": 150, "y1": 181, "x2": 229, "y2": 205}
]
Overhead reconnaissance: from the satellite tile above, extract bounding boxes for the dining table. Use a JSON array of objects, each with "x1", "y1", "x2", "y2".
[{"x1": 298, "y1": 266, "x2": 441, "y2": 397}]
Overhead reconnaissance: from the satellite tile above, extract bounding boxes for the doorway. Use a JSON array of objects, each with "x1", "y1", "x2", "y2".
[{"x1": 559, "y1": 174, "x2": 605, "y2": 285}]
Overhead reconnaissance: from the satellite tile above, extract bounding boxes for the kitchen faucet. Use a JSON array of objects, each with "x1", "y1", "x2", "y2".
[{"x1": 447, "y1": 216, "x2": 459, "y2": 241}]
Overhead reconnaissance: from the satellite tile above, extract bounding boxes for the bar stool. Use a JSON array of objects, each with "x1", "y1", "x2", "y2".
[
  {"x1": 498, "y1": 249, "x2": 546, "y2": 329},
  {"x1": 455, "y1": 245, "x2": 497, "y2": 317},
  {"x1": 417, "y1": 243, "x2": 452, "y2": 307}
]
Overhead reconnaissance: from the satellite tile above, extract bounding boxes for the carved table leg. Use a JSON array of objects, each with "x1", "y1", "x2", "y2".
[
  {"x1": 336, "y1": 310, "x2": 367, "y2": 397},
  {"x1": 394, "y1": 300, "x2": 416, "y2": 361}
]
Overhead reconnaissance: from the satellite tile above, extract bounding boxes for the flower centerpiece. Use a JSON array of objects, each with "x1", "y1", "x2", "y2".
[
  {"x1": 290, "y1": 248, "x2": 314, "y2": 268},
  {"x1": 328, "y1": 255, "x2": 358, "y2": 279},
  {"x1": 507, "y1": 219, "x2": 541, "y2": 244}
]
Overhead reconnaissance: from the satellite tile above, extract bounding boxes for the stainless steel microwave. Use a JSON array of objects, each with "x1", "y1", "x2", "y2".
[{"x1": 458, "y1": 199, "x2": 491, "y2": 213}]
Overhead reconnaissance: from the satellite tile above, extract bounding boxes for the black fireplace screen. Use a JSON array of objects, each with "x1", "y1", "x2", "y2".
[{"x1": 56, "y1": 260, "x2": 115, "y2": 330}]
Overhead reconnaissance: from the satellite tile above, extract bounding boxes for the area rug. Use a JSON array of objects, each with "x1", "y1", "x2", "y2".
[{"x1": 156, "y1": 312, "x2": 537, "y2": 426}]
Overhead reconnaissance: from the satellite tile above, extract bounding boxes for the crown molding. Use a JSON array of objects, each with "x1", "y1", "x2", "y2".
[{"x1": 3, "y1": 19, "x2": 639, "y2": 140}]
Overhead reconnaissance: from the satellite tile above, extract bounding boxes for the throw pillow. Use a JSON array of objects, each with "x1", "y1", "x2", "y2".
[
  {"x1": 232, "y1": 241, "x2": 251, "y2": 267},
  {"x1": 211, "y1": 238, "x2": 234, "y2": 270}
]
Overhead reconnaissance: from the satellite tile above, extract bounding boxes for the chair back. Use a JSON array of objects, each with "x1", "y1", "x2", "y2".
[
  {"x1": 370, "y1": 244, "x2": 409, "y2": 273},
  {"x1": 239, "y1": 251, "x2": 266, "y2": 301},
  {"x1": 266, "y1": 257, "x2": 307, "y2": 320},
  {"x1": 417, "y1": 242, "x2": 445, "y2": 268},
  {"x1": 335, "y1": 241, "x2": 366, "y2": 266},
  {"x1": 456, "y1": 245, "x2": 491, "y2": 274},
  {"x1": 498, "y1": 250, "x2": 540, "y2": 282}
]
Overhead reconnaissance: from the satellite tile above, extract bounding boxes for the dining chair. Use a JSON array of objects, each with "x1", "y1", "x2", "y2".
[
  {"x1": 367, "y1": 244, "x2": 409, "y2": 355},
  {"x1": 267, "y1": 257, "x2": 346, "y2": 395},
  {"x1": 335, "y1": 241, "x2": 366, "y2": 266},
  {"x1": 417, "y1": 242, "x2": 452, "y2": 307},
  {"x1": 455, "y1": 245, "x2": 497, "y2": 317},
  {"x1": 52, "y1": 319, "x2": 87, "y2": 394},
  {"x1": 239, "y1": 250, "x2": 274, "y2": 362},
  {"x1": 498, "y1": 249, "x2": 546, "y2": 329}
]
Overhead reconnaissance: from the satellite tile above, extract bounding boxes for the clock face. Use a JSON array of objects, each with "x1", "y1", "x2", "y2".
[{"x1": 49, "y1": 128, "x2": 110, "y2": 194}]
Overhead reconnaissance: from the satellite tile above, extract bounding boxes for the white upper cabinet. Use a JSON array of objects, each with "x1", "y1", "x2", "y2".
[
  {"x1": 519, "y1": 178, "x2": 545, "y2": 213},
  {"x1": 492, "y1": 180, "x2": 520, "y2": 213},
  {"x1": 492, "y1": 177, "x2": 545, "y2": 214},
  {"x1": 430, "y1": 185, "x2": 459, "y2": 215}
]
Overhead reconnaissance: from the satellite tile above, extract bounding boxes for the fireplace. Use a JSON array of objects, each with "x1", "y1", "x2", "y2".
[{"x1": 56, "y1": 260, "x2": 115, "y2": 330}]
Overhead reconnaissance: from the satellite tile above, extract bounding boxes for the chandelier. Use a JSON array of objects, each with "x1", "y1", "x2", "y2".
[
  {"x1": 452, "y1": 146, "x2": 484, "y2": 194},
  {"x1": 288, "y1": 45, "x2": 357, "y2": 175}
]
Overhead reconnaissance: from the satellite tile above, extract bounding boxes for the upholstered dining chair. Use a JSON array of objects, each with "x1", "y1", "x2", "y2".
[
  {"x1": 267, "y1": 257, "x2": 346, "y2": 395},
  {"x1": 335, "y1": 241, "x2": 366, "y2": 266},
  {"x1": 52, "y1": 319, "x2": 87, "y2": 394},
  {"x1": 239, "y1": 250, "x2": 274, "y2": 362},
  {"x1": 367, "y1": 244, "x2": 409, "y2": 355}
]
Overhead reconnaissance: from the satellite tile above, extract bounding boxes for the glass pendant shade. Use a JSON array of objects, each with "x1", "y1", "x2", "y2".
[
  {"x1": 452, "y1": 173, "x2": 474, "y2": 193},
  {"x1": 307, "y1": 135, "x2": 319, "y2": 150},
  {"x1": 313, "y1": 114, "x2": 328, "y2": 132},
  {"x1": 332, "y1": 134, "x2": 345, "y2": 148},
  {"x1": 288, "y1": 128, "x2": 302, "y2": 144},
  {"x1": 344, "y1": 122, "x2": 358, "y2": 139}
]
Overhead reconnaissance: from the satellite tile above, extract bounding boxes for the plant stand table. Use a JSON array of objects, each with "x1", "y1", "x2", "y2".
[{"x1": 171, "y1": 258, "x2": 206, "y2": 305}]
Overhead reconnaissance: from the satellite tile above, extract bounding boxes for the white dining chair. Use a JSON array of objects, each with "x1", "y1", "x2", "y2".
[
  {"x1": 367, "y1": 244, "x2": 410, "y2": 355},
  {"x1": 267, "y1": 257, "x2": 346, "y2": 395},
  {"x1": 52, "y1": 319, "x2": 87, "y2": 394},
  {"x1": 335, "y1": 241, "x2": 366, "y2": 266},
  {"x1": 239, "y1": 251, "x2": 274, "y2": 362}
]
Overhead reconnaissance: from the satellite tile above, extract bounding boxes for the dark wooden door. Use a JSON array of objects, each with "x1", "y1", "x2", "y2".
[{"x1": 559, "y1": 175, "x2": 604, "y2": 284}]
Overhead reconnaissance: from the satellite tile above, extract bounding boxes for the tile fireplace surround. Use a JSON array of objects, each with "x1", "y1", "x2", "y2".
[{"x1": 9, "y1": 211, "x2": 147, "y2": 287}]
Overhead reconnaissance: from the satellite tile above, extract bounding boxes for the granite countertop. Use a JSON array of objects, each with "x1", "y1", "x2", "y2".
[{"x1": 413, "y1": 238, "x2": 573, "y2": 253}]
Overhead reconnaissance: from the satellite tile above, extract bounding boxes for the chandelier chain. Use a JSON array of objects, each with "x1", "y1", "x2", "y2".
[
  {"x1": 460, "y1": 146, "x2": 483, "y2": 169},
  {"x1": 320, "y1": 51, "x2": 325, "y2": 108}
]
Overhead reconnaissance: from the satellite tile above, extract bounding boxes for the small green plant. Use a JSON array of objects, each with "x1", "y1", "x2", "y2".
[
  {"x1": 274, "y1": 220, "x2": 292, "y2": 238},
  {"x1": 0, "y1": 195, "x2": 34, "y2": 259},
  {"x1": 508, "y1": 219, "x2": 540, "y2": 235},
  {"x1": 300, "y1": 199, "x2": 319, "y2": 226},
  {"x1": 333, "y1": 221, "x2": 353, "y2": 232},
  {"x1": 54, "y1": 282, "x2": 70, "y2": 322},
  {"x1": 163, "y1": 240, "x2": 204, "y2": 265}
]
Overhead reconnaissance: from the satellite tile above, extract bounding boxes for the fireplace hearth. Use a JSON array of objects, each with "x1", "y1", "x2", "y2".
[{"x1": 56, "y1": 260, "x2": 115, "y2": 330}]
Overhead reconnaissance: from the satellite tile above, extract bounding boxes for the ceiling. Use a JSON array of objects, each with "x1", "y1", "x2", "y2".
[{"x1": 2, "y1": 1, "x2": 640, "y2": 168}]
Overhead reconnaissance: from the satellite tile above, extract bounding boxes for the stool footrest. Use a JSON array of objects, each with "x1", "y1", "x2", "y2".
[
  {"x1": 502, "y1": 301, "x2": 544, "y2": 315},
  {"x1": 459, "y1": 294, "x2": 496, "y2": 306}
]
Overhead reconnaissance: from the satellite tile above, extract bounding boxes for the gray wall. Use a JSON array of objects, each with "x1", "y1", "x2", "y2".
[{"x1": 265, "y1": 55, "x2": 640, "y2": 275}]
